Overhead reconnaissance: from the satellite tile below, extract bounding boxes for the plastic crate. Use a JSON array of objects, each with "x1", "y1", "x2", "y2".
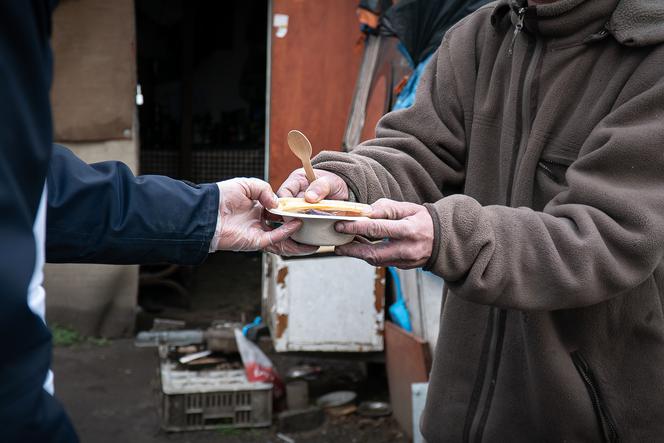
[{"x1": 160, "y1": 360, "x2": 272, "y2": 431}]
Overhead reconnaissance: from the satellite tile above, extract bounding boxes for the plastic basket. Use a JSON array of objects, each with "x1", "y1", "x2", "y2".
[{"x1": 160, "y1": 360, "x2": 272, "y2": 431}]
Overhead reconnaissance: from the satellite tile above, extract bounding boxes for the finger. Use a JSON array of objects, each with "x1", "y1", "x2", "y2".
[
  {"x1": 304, "y1": 173, "x2": 349, "y2": 203},
  {"x1": 335, "y1": 218, "x2": 405, "y2": 240},
  {"x1": 277, "y1": 169, "x2": 309, "y2": 198},
  {"x1": 335, "y1": 240, "x2": 403, "y2": 267},
  {"x1": 265, "y1": 239, "x2": 318, "y2": 256},
  {"x1": 369, "y1": 198, "x2": 421, "y2": 220},
  {"x1": 303, "y1": 176, "x2": 334, "y2": 203},
  {"x1": 242, "y1": 178, "x2": 279, "y2": 209},
  {"x1": 262, "y1": 207, "x2": 283, "y2": 224},
  {"x1": 256, "y1": 219, "x2": 303, "y2": 248}
]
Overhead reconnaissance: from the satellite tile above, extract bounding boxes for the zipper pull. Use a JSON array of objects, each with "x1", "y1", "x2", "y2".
[
  {"x1": 583, "y1": 27, "x2": 609, "y2": 44},
  {"x1": 508, "y1": 8, "x2": 526, "y2": 56}
]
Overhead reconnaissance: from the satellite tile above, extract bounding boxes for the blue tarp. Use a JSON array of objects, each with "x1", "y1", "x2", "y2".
[{"x1": 393, "y1": 49, "x2": 434, "y2": 111}]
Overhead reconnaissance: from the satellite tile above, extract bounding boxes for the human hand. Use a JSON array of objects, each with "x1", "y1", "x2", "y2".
[
  {"x1": 277, "y1": 168, "x2": 349, "y2": 203},
  {"x1": 214, "y1": 178, "x2": 314, "y2": 253},
  {"x1": 334, "y1": 199, "x2": 434, "y2": 269}
]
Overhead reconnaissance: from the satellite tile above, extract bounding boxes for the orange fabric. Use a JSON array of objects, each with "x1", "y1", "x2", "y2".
[
  {"x1": 356, "y1": 8, "x2": 380, "y2": 29},
  {"x1": 393, "y1": 74, "x2": 410, "y2": 96}
]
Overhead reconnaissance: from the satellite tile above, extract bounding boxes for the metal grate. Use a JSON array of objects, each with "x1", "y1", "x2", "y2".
[
  {"x1": 140, "y1": 148, "x2": 264, "y2": 184},
  {"x1": 235, "y1": 410, "x2": 251, "y2": 424}
]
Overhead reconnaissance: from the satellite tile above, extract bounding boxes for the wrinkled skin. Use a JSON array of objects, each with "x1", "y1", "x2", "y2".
[
  {"x1": 335, "y1": 198, "x2": 434, "y2": 269},
  {"x1": 277, "y1": 168, "x2": 349, "y2": 202},
  {"x1": 278, "y1": 170, "x2": 434, "y2": 267},
  {"x1": 274, "y1": 168, "x2": 350, "y2": 256}
]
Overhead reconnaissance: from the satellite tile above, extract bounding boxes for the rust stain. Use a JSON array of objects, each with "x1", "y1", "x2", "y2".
[
  {"x1": 277, "y1": 266, "x2": 289, "y2": 288},
  {"x1": 374, "y1": 267, "x2": 386, "y2": 313},
  {"x1": 275, "y1": 314, "x2": 289, "y2": 339},
  {"x1": 376, "y1": 317, "x2": 385, "y2": 336}
]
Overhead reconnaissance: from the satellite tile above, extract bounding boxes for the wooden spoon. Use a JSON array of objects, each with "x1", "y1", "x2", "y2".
[{"x1": 287, "y1": 130, "x2": 317, "y2": 183}]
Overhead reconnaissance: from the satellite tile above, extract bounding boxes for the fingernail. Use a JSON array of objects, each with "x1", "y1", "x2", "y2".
[
  {"x1": 272, "y1": 193, "x2": 279, "y2": 206},
  {"x1": 336, "y1": 222, "x2": 346, "y2": 232},
  {"x1": 305, "y1": 190, "x2": 318, "y2": 201}
]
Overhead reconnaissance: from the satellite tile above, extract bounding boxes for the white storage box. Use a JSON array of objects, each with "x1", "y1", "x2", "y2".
[{"x1": 262, "y1": 253, "x2": 385, "y2": 352}]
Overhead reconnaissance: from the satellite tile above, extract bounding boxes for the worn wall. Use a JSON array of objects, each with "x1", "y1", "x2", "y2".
[
  {"x1": 44, "y1": 140, "x2": 139, "y2": 338},
  {"x1": 45, "y1": 0, "x2": 138, "y2": 338},
  {"x1": 51, "y1": 0, "x2": 135, "y2": 142}
]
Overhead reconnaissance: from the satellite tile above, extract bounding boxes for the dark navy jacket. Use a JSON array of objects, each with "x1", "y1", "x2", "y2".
[
  {"x1": 47, "y1": 146, "x2": 219, "y2": 266},
  {"x1": 0, "y1": 2, "x2": 218, "y2": 442}
]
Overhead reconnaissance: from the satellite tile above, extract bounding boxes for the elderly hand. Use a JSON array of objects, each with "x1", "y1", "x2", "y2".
[
  {"x1": 272, "y1": 168, "x2": 349, "y2": 256},
  {"x1": 334, "y1": 199, "x2": 434, "y2": 269},
  {"x1": 213, "y1": 178, "x2": 315, "y2": 254},
  {"x1": 277, "y1": 168, "x2": 349, "y2": 203}
]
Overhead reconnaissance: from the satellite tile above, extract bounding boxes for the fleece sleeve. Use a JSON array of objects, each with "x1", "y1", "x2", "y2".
[
  {"x1": 311, "y1": 38, "x2": 467, "y2": 205},
  {"x1": 425, "y1": 75, "x2": 664, "y2": 311},
  {"x1": 46, "y1": 145, "x2": 219, "y2": 265}
]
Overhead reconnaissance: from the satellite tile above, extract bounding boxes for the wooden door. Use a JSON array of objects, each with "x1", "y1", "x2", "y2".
[{"x1": 267, "y1": 0, "x2": 363, "y2": 189}]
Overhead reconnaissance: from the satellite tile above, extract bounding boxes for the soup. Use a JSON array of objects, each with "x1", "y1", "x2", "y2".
[
  {"x1": 295, "y1": 208, "x2": 365, "y2": 217},
  {"x1": 276, "y1": 197, "x2": 370, "y2": 218}
]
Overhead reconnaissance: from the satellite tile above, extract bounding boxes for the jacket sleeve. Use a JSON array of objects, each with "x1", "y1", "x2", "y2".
[
  {"x1": 425, "y1": 74, "x2": 664, "y2": 311},
  {"x1": 46, "y1": 145, "x2": 219, "y2": 265},
  {"x1": 311, "y1": 38, "x2": 466, "y2": 204}
]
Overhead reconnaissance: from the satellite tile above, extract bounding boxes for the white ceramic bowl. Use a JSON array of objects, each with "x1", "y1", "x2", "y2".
[{"x1": 268, "y1": 198, "x2": 371, "y2": 246}]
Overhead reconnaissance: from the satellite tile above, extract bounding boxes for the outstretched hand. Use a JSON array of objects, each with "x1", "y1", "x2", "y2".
[
  {"x1": 214, "y1": 178, "x2": 315, "y2": 255},
  {"x1": 334, "y1": 198, "x2": 434, "y2": 269}
]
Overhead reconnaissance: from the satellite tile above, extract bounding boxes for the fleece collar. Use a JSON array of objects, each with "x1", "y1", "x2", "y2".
[
  {"x1": 491, "y1": 0, "x2": 664, "y2": 46},
  {"x1": 608, "y1": 0, "x2": 664, "y2": 46}
]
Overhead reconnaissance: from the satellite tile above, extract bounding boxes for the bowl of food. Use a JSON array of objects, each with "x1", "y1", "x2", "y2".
[{"x1": 268, "y1": 197, "x2": 371, "y2": 246}]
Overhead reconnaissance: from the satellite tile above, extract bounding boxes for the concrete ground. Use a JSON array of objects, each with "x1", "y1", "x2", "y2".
[{"x1": 53, "y1": 340, "x2": 406, "y2": 443}]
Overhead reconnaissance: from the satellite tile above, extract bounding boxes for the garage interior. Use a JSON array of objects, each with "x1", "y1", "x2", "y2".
[{"x1": 135, "y1": 0, "x2": 268, "y2": 324}]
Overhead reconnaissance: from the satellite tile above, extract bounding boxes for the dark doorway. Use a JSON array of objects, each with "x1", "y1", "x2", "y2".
[{"x1": 134, "y1": 0, "x2": 268, "y2": 325}]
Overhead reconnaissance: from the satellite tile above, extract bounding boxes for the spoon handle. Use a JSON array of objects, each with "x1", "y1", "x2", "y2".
[{"x1": 302, "y1": 159, "x2": 317, "y2": 183}]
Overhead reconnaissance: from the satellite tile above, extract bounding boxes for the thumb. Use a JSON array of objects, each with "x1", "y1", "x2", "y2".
[
  {"x1": 241, "y1": 178, "x2": 279, "y2": 209},
  {"x1": 304, "y1": 173, "x2": 350, "y2": 203},
  {"x1": 257, "y1": 219, "x2": 303, "y2": 248},
  {"x1": 304, "y1": 177, "x2": 332, "y2": 203}
]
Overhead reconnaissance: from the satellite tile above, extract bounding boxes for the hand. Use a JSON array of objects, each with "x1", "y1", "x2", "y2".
[
  {"x1": 214, "y1": 178, "x2": 310, "y2": 252},
  {"x1": 277, "y1": 168, "x2": 349, "y2": 203},
  {"x1": 262, "y1": 236, "x2": 318, "y2": 256},
  {"x1": 334, "y1": 199, "x2": 434, "y2": 269}
]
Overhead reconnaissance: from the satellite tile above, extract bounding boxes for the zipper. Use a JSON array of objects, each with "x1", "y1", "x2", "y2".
[
  {"x1": 462, "y1": 308, "x2": 496, "y2": 442},
  {"x1": 508, "y1": 8, "x2": 526, "y2": 56},
  {"x1": 510, "y1": 37, "x2": 545, "y2": 204},
  {"x1": 538, "y1": 161, "x2": 556, "y2": 181},
  {"x1": 538, "y1": 160, "x2": 563, "y2": 184},
  {"x1": 467, "y1": 309, "x2": 506, "y2": 443},
  {"x1": 571, "y1": 352, "x2": 619, "y2": 442},
  {"x1": 464, "y1": 9, "x2": 544, "y2": 442},
  {"x1": 582, "y1": 26, "x2": 610, "y2": 45}
]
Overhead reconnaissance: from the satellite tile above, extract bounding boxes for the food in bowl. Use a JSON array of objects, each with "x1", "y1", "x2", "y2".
[{"x1": 267, "y1": 198, "x2": 371, "y2": 246}]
